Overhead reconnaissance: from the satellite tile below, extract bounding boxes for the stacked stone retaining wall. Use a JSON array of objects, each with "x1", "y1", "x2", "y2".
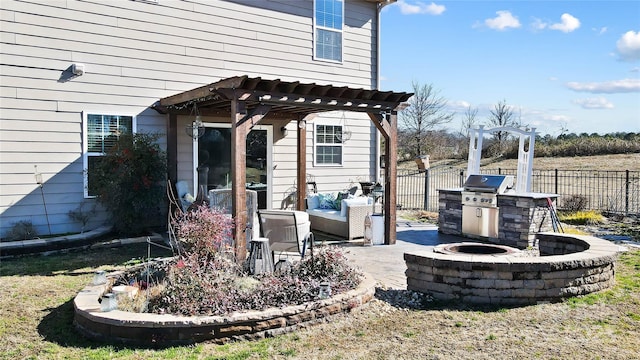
[{"x1": 74, "y1": 274, "x2": 376, "y2": 346}]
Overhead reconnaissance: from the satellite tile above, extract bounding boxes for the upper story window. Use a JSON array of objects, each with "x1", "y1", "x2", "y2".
[
  {"x1": 315, "y1": 124, "x2": 343, "y2": 165},
  {"x1": 83, "y1": 113, "x2": 135, "y2": 197},
  {"x1": 314, "y1": 0, "x2": 343, "y2": 62}
]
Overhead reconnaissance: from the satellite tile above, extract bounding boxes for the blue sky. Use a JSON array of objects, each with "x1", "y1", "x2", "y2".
[{"x1": 379, "y1": 0, "x2": 640, "y2": 136}]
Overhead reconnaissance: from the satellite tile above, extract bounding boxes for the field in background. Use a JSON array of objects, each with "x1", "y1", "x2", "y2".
[
  {"x1": 401, "y1": 153, "x2": 640, "y2": 172},
  {"x1": 393, "y1": 153, "x2": 640, "y2": 214}
]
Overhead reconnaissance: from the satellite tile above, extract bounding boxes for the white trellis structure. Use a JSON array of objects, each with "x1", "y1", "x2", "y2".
[{"x1": 467, "y1": 125, "x2": 537, "y2": 193}]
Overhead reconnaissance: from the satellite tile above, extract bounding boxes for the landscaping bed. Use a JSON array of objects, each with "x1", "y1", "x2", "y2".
[{"x1": 1, "y1": 242, "x2": 638, "y2": 359}]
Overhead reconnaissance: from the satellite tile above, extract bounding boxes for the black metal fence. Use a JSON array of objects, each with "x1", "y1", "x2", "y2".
[{"x1": 394, "y1": 168, "x2": 640, "y2": 215}]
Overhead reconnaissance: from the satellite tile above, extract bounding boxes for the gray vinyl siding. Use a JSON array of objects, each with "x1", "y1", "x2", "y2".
[{"x1": 0, "y1": 0, "x2": 380, "y2": 236}]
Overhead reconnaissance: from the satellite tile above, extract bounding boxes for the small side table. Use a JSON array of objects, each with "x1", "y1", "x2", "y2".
[{"x1": 249, "y1": 237, "x2": 274, "y2": 275}]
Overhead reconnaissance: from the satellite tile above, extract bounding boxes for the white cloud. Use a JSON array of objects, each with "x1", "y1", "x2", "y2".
[
  {"x1": 549, "y1": 13, "x2": 581, "y2": 33},
  {"x1": 631, "y1": 67, "x2": 640, "y2": 73},
  {"x1": 572, "y1": 97, "x2": 614, "y2": 109},
  {"x1": 484, "y1": 11, "x2": 521, "y2": 31},
  {"x1": 616, "y1": 30, "x2": 640, "y2": 61},
  {"x1": 396, "y1": 0, "x2": 445, "y2": 15},
  {"x1": 448, "y1": 100, "x2": 472, "y2": 111},
  {"x1": 531, "y1": 18, "x2": 547, "y2": 31},
  {"x1": 593, "y1": 26, "x2": 607, "y2": 35},
  {"x1": 566, "y1": 78, "x2": 640, "y2": 93}
]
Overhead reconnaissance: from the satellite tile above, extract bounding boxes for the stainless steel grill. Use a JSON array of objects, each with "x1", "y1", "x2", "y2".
[
  {"x1": 462, "y1": 175, "x2": 514, "y2": 208},
  {"x1": 461, "y1": 174, "x2": 514, "y2": 237}
]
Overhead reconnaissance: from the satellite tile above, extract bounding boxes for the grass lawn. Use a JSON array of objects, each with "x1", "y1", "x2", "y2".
[{"x1": 1, "y1": 242, "x2": 639, "y2": 359}]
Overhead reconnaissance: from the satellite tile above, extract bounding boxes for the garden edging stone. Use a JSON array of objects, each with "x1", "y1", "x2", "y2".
[{"x1": 73, "y1": 272, "x2": 376, "y2": 345}]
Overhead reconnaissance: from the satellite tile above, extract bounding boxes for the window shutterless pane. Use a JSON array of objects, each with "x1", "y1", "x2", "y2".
[
  {"x1": 316, "y1": 29, "x2": 342, "y2": 62},
  {"x1": 316, "y1": 145, "x2": 342, "y2": 164},
  {"x1": 315, "y1": 0, "x2": 343, "y2": 61},
  {"x1": 86, "y1": 155, "x2": 104, "y2": 197},
  {"x1": 87, "y1": 114, "x2": 103, "y2": 152}
]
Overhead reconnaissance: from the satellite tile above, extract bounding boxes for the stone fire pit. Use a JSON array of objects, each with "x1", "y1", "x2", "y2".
[{"x1": 405, "y1": 233, "x2": 620, "y2": 305}]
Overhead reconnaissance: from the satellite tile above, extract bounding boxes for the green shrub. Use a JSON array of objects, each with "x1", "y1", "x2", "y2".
[{"x1": 88, "y1": 132, "x2": 166, "y2": 236}]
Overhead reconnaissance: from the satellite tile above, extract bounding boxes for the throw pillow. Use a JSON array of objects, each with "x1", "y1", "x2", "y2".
[
  {"x1": 318, "y1": 193, "x2": 336, "y2": 209},
  {"x1": 306, "y1": 193, "x2": 320, "y2": 210},
  {"x1": 333, "y1": 192, "x2": 349, "y2": 211}
]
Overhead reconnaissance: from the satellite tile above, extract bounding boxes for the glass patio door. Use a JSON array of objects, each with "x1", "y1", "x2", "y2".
[{"x1": 196, "y1": 124, "x2": 271, "y2": 209}]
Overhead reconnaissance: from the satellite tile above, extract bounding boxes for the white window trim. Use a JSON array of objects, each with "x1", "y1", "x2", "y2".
[
  {"x1": 82, "y1": 111, "x2": 137, "y2": 198},
  {"x1": 313, "y1": 123, "x2": 344, "y2": 167},
  {"x1": 313, "y1": 0, "x2": 344, "y2": 63}
]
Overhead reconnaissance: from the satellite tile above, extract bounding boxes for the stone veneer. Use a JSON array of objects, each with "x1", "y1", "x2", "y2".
[
  {"x1": 405, "y1": 233, "x2": 620, "y2": 305},
  {"x1": 438, "y1": 189, "x2": 558, "y2": 249},
  {"x1": 74, "y1": 274, "x2": 376, "y2": 346}
]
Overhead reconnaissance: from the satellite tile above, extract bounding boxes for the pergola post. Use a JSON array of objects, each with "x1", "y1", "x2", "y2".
[
  {"x1": 231, "y1": 99, "x2": 249, "y2": 262},
  {"x1": 296, "y1": 117, "x2": 307, "y2": 211},
  {"x1": 384, "y1": 112, "x2": 398, "y2": 245},
  {"x1": 368, "y1": 111, "x2": 398, "y2": 245}
]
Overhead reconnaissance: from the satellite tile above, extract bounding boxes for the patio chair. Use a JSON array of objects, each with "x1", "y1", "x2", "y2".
[
  {"x1": 208, "y1": 188, "x2": 259, "y2": 242},
  {"x1": 257, "y1": 210, "x2": 314, "y2": 260}
]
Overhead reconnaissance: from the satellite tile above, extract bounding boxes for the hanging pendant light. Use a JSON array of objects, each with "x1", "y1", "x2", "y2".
[
  {"x1": 335, "y1": 111, "x2": 352, "y2": 143},
  {"x1": 185, "y1": 103, "x2": 205, "y2": 140}
]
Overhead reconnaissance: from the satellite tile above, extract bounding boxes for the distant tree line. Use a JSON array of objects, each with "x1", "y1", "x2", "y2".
[
  {"x1": 397, "y1": 81, "x2": 640, "y2": 161},
  {"x1": 504, "y1": 132, "x2": 640, "y2": 158}
]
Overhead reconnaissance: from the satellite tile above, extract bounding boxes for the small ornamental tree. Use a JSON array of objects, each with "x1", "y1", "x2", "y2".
[{"x1": 89, "y1": 132, "x2": 166, "y2": 235}]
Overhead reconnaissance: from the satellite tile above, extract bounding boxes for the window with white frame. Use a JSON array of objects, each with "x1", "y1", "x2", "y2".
[
  {"x1": 84, "y1": 113, "x2": 135, "y2": 197},
  {"x1": 315, "y1": 124, "x2": 343, "y2": 165},
  {"x1": 314, "y1": 0, "x2": 343, "y2": 62}
]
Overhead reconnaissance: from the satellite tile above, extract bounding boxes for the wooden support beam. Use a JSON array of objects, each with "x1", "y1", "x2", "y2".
[
  {"x1": 230, "y1": 99, "x2": 269, "y2": 262},
  {"x1": 296, "y1": 117, "x2": 307, "y2": 211},
  {"x1": 384, "y1": 112, "x2": 398, "y2": 245},
  {"x1": 167, "y1": 113, "x2": 178, "y2": 184},
  {"x1": 368, "y1": 112, "x2": 397, "y2": 245}
]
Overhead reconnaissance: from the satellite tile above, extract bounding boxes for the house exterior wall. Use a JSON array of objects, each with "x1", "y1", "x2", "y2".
[{"x1": 0, "y1": 0, "x2": 382, "y2": 237}]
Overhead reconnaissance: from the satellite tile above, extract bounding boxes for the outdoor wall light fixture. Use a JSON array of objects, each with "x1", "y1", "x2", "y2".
[
  {"x1": 280, "y1": 126, "x2": 288, "y2": 137},
  {"x1": 71, "y1": 63, "x2": 85, "y2": 76}
]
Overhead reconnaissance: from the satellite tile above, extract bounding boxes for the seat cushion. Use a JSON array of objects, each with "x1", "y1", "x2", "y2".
[{"x1": 340, "y1": 197, "x2": 370, "y2": 217}]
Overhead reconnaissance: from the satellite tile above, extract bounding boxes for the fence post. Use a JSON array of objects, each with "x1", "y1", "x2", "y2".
[
  {"x1": 460, "y1": 170, "x2": 465, "y2": 187},
  {"x1": 625, "y1": 170, "x2": 630, "y2": 216},
  {"x1": 498, "y1": 168, "x2": 502, "y2": 175},
  {"x1": 423, "y1": 168, "x2": 430, "y2": 211},
  {"x1": 555, "y1": 169, "x2": 558, "y2": 194}
]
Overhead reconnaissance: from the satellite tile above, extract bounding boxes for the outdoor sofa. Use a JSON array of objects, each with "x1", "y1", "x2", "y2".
[{"x1": 305, "y1": 193, "x2": 373, "y2": 240}]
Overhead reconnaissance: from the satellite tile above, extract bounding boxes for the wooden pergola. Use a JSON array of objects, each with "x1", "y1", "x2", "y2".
[{"x1": 154, "y1": 75, "x2": 412, "y2": 261}]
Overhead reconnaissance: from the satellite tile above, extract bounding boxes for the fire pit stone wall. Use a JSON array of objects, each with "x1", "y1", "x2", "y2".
[{"x1": 405, "y1": 233, "x2": 619, "y2": 305}]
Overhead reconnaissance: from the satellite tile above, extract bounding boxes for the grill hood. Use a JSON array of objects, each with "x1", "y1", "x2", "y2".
[{"x1": 464, "y1": 174, "x2": 514, "y2": 194}]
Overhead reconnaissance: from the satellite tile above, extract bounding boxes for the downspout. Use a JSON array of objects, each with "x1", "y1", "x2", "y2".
[
  {"x1": 374, "y1": 2, "x2": 382, "y2": 182},
  {"x1": 375, "y1": 1, "x2": 394, "y2": 183}
]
